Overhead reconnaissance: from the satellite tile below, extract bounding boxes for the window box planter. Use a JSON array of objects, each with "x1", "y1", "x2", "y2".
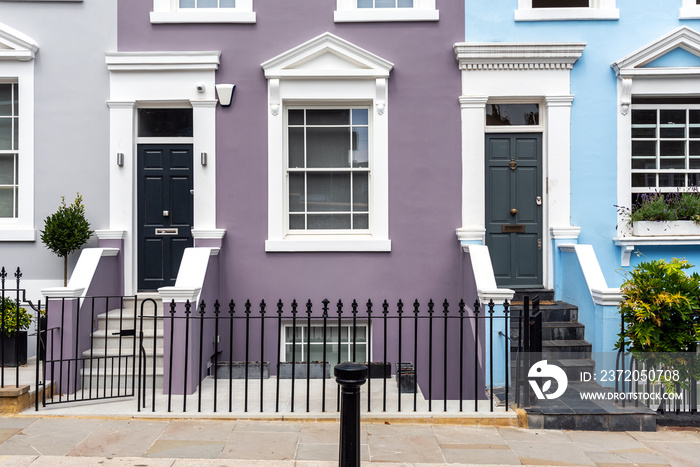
[
  {"x1": 632, "y1": 220, "x2": 700, "y2": 237},
  {"x1": 278, "y1": 361, "x2": 330, "y2": 379},
  {"x1": 366, "y1": 361, "x2": 391, "y2": 378},
  {"x1": 215, "y1": 361, "x2": 270, "y2": 379},
  {"x1": 1, "y1": 331, "x2": 27, "y2": 366}
]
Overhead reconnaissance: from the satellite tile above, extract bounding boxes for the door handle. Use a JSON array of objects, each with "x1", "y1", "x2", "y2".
[
  {"x1": 163, "y1": 210, "x2": 170, "y2": 217},
  {"x1": 510, "y1": 208, "x2": 518, "y2": 216},
  {"x1": 536, "y1": 196, "x2": 542, "y2": 206}
]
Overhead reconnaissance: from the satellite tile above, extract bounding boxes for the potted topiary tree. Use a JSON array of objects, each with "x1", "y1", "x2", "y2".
[
  {"x1": 1, "y1": 296, "x2": 32, "y2": 366},
  {"x1": 40, "y1": 194, "x2": 93, "y2": 286}
]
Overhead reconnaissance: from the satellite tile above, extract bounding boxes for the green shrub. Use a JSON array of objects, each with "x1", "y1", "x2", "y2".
[{"x1": 0, "y1": 296, "x2": 31, "y2": 337}]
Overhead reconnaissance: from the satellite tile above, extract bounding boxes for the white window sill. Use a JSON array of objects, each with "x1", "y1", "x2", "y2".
[
  {"x1": 266, "y1": 236, "x2": 391, "y2": 252},
  {"x1": 680, "y1": 7, "x2": 700, "y2": 19},
  {"x1": 334, "y1": 9, "x2": 438, "y2": 22},
  {"x1": 150, "y1": 11, "x2": 256, "y2": 24},
  {"x1": 614, "y1": 235, "x2": 700, "y2": 266},
  {"x1": 0, "y1": 228, "x2": 35, "y2": 241},
  {"x1": 515, "y1": 8, "x2": 619, "y2": 21}
]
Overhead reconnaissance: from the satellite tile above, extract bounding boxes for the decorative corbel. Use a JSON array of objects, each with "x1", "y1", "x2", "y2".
[
  {"x1": 269, "y1": 78, "x2": 280, "y2": 116},
  {"x1": 376, "y1": 78, "x2": 387, "y2": 116},
  {"x1": 620, "y1": 78, "x2": 632, "y2": 116}
]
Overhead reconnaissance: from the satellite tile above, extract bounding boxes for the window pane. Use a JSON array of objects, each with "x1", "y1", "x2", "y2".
[
  {"x1": 532, "y1": 0, "x2": 588, "y2": 7},
  {"x1": 632, "y1": 158, "x2": 656, "y2": 170},
  {"x1": 307, "y1": 127, "x2": 350, "y2": 168},
  {"x1": 660, "y1": 109, "x2": 686, "y2": 125},
  {"x1": 0, "y1": 118, "x2": 11, "y2": 151},
  {"x1": 486, "y1": 104, "x2": 539, "y2": 126},
  {"x1": 659, "y1": 173, "x2": 685, "y2": 187},
  {"x1": 179, "y1": 0, "x2": 195, "y2": 8},
  {"x1": 220, "y1": 0, "x2": 236, "y2": 6},
  {"x1": 0, "y1": 85, "x2": 12, "y2": 116},
  {"x1": 198, "y1": 0, "x2": 217, "y2": 7},
  {"x1": 0, "y1": 154, "x2": 14, "y2": 184},
  {"x1": 0, "y1": 187, "x2": 15, "y2": 218},
  {"x1": 307, "y1": 173, "x2": 351, "y2": 212},
  {"x1": 632, "y1": 173, "x2": 656, "y2": 187},
  {"x1": 632, "y1": 140, "x2": 656, "y2": 158},
  {"x1": 352, "y1": 109, "x2": 368, "y2": 125},
  {"x1": 289, "y1": 109, "x2": 304, "y2": 125},
  {"x1": 289, "y1": 214, "x2": 305, "y2": 230},
  {"x1": 351, "y1": 127, "x2": 369, "y2": 168},
  {"x1": 288, "y1": 127, "x2": 305, "y2": 168},
  {"x1": 660, "y1": 140, "x2": 685, "y2": 158},
  {"x1": 138, "y1": 108, "x2": 193, "y2": 137},
  {"x1": 353, "y1": 214, "x2": 369, "y2": 229},
  {"x1": 398, "y1": 0, "x2": 413, "y2": 7},
  {"x1": 353, "y1": 172, "x2": 369, "y2": 211},
  {"x1": 308, "y1": 214, "x2": 351, "y2": 230},
  {"x1": 357, "y1": 0, "x2": 373, "y2": 7},
  {"x1": 632, "y1": 109, "x2": 657, "y2": 125},
  {"x1": 306, "y1": 109, "x2": 349, "y2": 126},
  {"x1": 289, "y1": 173, "x2": 305, "y2": 212},
  {"x1": 376, "y1": 0, "x2": 396, "y2": 8}
]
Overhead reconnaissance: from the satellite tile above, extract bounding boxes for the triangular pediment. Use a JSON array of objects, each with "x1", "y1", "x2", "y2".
[
  {"x1": 613, "y1": 26, "x2": 700, "y2": 75},
  {"x1": 261, "y1": 32, "x2": 393, "y2": 79},
  {"x1": 0, "y1": 21, "x2": 38, "y2": 61}
]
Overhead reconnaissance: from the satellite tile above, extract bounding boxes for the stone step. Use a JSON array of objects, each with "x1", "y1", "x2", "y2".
[
  {"x1": 543, "y1": 339, "x2": 592, "y2": 359},
  {"x1": 509, "y1": 302, "x2": 579, "y2": 323},
  {"x1": 79, "y1": 369, "x2": 164, "y2": 390},
  {"x1": 542, "y1": 321, "x2": 586, "y2": 341},
  {"x1": 87, "y1": 330, "x2": 164, "y2": 352}
]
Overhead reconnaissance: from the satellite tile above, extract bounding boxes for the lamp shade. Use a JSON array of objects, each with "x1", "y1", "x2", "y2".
[{"x1": 215, "y1": 84, "x2": 236, "y2": 107}]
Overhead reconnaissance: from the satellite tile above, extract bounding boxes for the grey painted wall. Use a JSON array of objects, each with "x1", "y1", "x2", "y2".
[
  {"x1": 117, "y1": 0, "x2": 466, "y2": 309},
  {"x1": 0, "y1": 0, "x2": 117, "y2": 292}
]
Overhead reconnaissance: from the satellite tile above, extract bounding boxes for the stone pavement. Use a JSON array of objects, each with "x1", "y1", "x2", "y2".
[{"x1": 0, "y1": 417, "x2": 699, "y2": 466}]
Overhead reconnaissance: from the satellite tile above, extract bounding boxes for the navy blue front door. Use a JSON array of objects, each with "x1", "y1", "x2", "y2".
[
  {"x1": 485, "y1": 134, "x2": 543, "y2": 288},
  {"x1": 137, "y1": 145, "x2": 193, "y2": 291}
]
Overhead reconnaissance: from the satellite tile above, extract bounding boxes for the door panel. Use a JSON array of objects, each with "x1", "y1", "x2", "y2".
[
  {"x1": 138, "y1": 145, "x2": 193, "y2": 291},
  {"x1": 485, "y1": 133, "x2": 543, "y2": 288}
]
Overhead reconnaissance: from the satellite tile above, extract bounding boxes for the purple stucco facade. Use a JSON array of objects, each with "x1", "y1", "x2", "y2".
[
  {"x1": 118, "y1": 0, "x2": 465, "y2": 306},
  {"x1": 116, "y1": 1, "x2": 476, "y2": 398}
]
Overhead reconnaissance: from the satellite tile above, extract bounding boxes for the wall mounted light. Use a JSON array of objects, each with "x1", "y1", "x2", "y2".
[
  {"x1": 215, "y1": 84, "x2": 236, "y2": 107},
  {"x1": 201, "y1": 152, "x2": 208, "y2": 166},
  {"x1": 116, "y1": 153, "x2": 124, "y2": 167}
]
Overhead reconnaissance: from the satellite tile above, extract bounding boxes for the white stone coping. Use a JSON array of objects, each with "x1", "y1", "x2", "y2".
[
  {"x1": 613, "y1": 235, "x2": 700, "y2": 267},
  {"x1": 558, "y1": 243, "x2": 621, "y2": 306}
]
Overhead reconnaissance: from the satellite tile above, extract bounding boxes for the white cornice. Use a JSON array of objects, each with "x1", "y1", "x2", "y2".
[
  {"x1": 0, "y1": 21, "x2": 38, "y2": 61},
  {"x1": 262, "y1": 32, "x2": 393, "y2": 80},
  {"x1": 106, "y1": 52, "x2": 221, "y2": 72},
  {"x1": 454, "y1": 42, "x2": 586, "y2": 71}
]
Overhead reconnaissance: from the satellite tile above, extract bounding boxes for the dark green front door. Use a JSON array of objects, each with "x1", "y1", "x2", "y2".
[
  {"x1": 485, "y1": 134, "x2": 543, "y2": 288},
  {"x1": 137, "y1": 145, "x2": 193, "y2": 291}
]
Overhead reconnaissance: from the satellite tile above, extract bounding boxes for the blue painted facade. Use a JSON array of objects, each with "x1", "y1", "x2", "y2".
[{"x1": 465, "y1": 1, "x2": 700, "y2": 355}]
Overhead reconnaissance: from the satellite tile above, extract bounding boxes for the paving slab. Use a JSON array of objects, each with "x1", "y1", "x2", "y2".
[
  {"x1": 220, "y1": 430, "x2": 299, "y2": 460},
  {"x1": 66, "y1": 419, "x2": 168, "y2": 458}
]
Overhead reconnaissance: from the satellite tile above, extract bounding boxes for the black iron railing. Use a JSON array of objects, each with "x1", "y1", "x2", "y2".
[{"x1": 0, "y1": 267, "x2": 42, "y2": 391}]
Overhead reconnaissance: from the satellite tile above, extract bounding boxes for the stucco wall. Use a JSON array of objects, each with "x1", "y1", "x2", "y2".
[
  {"x1": 117, "y1": 0, "x2": 465, "y2": 307},
  {"x1": 465, "y1": 0, "x2": 700, "y2": 285},
  {"x1": 0, "y1": 1, "x2": 116, "y2": 295}
]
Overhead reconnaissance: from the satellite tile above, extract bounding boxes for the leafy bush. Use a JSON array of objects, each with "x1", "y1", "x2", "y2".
[
  {"x1": 616, "y1": 258, "x2": 700, "y2": 393},
  {"x1": 0, "y1": 296, "x2": 31, "y2": 337},
  {"x1": 616, "y1": 258, "x2": 700, "y2": 352},
  {"x1": 40, "y1": 194, "x2": 93, "y2": 286}
]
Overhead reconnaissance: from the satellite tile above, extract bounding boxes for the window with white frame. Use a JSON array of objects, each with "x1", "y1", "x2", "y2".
[
  {"x1": 680, "y1": 0, "x2": 700, "y2": 19},
  {"x1": 335, "y1": 0, "x2": 438, "y2": 22},
  {"x1": 630, "y1": 100, "x2": 700, "y2": 204},
  {"x1": 287, "y1": 108, "x2": 370, "y2": 232},
  {"x1": 515, "y1": 0, "x2": 618, "y2": 21},
  {"x1": 262, "y1": 33, "x2": 392, "y2": 252},
  {"x1": 283, "y1": 323, "x2": 368, "y2": 363},
  {"x1": 150, "y1": 0, "x2": 255, "y2": 23},
  {"x1": 0, "y1": 83, "x2": 19, "y2": 219}
]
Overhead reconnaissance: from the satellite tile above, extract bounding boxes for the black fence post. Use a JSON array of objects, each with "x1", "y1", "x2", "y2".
[{"x1": 335, "y1": 362, "x2": 367, "y2": 467}]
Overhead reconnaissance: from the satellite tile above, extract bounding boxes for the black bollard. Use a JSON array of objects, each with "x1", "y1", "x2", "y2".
[{"x1": 335, "y1": 362, "x2": 368, "y2": 467}]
